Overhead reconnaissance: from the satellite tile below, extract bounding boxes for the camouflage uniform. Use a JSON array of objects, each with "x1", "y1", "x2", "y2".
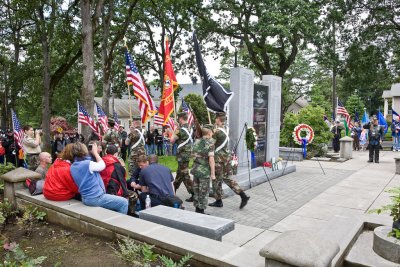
[
  {"x1": 192, "y1": 137, "x2": 215, "y2": 210},
  {"x1": 174, "y1": 123, "x2": 193, "y2": 194},
  {"x1": 127, "y1": 127, "x2": 146, "y2": 177},
  {"x1": 102, "y1": 128, "x2": 120, "y2": 149},
  {"x1": 212, "y1": 125, "x2": 243, "y2": 200}
]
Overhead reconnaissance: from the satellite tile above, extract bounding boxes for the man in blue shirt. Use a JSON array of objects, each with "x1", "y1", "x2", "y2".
[{"x1": 138, "y1": 154, "x2": 180, "y2": 209}]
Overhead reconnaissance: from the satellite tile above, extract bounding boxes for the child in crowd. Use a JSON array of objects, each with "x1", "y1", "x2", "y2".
[{"x1": 359, "y1": 129, "x2": 367, "y2": 151}]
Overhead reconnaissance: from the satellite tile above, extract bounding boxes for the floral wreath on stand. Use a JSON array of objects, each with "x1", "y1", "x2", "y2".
[
  {"x1": 245, "y1": 127, "x2": 257, "y2": 151},
  {"x1": 292, "y1": 124, "x2": 314, "y2": 158}
]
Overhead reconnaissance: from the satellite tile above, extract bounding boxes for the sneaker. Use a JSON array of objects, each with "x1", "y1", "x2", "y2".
[{"x1": 208, "y1": 201, "x2": 223, "y2": 207}]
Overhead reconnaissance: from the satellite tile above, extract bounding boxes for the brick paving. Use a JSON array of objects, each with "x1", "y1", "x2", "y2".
[{"x1": 176, "y1": 165, "x2": 354, "y2": 229}]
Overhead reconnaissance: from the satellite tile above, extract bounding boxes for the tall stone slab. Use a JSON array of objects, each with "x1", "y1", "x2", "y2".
[
  {"x1": 229, "y1": 67, "x2": 254, "y2": 166},
  {"x1": 262, "y1": 75, "x2": 282, "y2": 162}
]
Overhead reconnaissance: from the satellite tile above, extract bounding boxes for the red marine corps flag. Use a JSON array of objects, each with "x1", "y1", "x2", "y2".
[{"x1": 158, "y1": 37, "x2": 178, "y2": 125}]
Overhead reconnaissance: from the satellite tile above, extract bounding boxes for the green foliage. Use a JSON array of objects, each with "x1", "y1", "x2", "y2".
[
  {"x1": 370, "y1": 187, "x2": 400, "y2": 239},
  {"x1": 158, "y1": 254, "x2": 192, "y2": 267},
  {"x1": 0, "y1": 199, "x2": 18, "y2": 226},
  {"x1": 158, "y1": 156, "x2": 193, "y2": 173},
  {"x1": 114, "y1": 237, "x2": 192, "y2": 266},
  {"x1": 0, "y1": 163, "x2": 16, "y2": 176},
  {"x1": 245, "y1": 128, "x2": 257, "y2": 152},
  {"x1": 113, "y1": 238, "x2": 142, "y2": 264},
  {"x1": 17, "y1": 206, "x2": 46, "y2": 236},
  {"x1": 141, "y1": 244, "x2": 158, "y2": 264},
  {"x1": 2, "y1": 243, "x2": 47, "y2": 267},
  {"x1": 280, "y1": 106, "x2": 332, "y2": 156},
  {"x1": 184, "y1": 94, "x2": 211, "y2": 124},
  {"x1": 344, "y1": 94, "x2": 365, "y2": 119}
]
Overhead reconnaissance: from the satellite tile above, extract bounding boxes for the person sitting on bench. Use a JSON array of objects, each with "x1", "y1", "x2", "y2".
[{"x1": 138, "y1": 154, "x2": 182, "y2": 210}]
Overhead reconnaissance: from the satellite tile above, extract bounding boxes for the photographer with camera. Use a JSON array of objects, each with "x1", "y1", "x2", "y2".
[{"x1": 22, "y1": 125, "x2": 42, "y2": 170}]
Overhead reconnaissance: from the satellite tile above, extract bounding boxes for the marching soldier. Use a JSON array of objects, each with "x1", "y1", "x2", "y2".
[
  {"x1": 125, "y1": 116, "x2": 146, "y2": 177},
  {"x1": 102, "y1": 118, "x2": 120, "y2": 149},
  {"x1": 192, "y1": 124, "x2": 216, "y2": 214},
  {"x1": 171, "y1": 112, "x2": 194, "y2": 201},
  {"x1": 209, "y1": 112, "x2": 250, "y2": 209}
]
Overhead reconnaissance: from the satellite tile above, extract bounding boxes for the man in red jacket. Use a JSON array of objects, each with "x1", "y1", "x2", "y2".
[{"x1": 100, "y1": 145, "x2": 129, "y2": 197}]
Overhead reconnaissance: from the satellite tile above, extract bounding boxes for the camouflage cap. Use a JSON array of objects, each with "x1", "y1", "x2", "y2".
[
  {"x1": 215, "y1": 112, "x2": 226, "y2": 118},
  {"x1": 203, "y1": 124, "x2": 214, "y2": 130},
  {"x1": 372, "y1": 115, "x2": 378, "y2": 121},
  {"x1": 108, "y1": 118, "x2": 115, "y2": 124}
]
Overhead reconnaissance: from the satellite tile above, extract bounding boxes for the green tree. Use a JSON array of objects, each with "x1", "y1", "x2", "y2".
[
  {"x1": 184, "y1": 93, "x2": 209, "y2": 124},
  {"x1": 345, "y1": 94, "x2": 365, "y2": 119},
  {"x1": 195, "y1": 0, "x2": 324, "y2": 116},
  {"x1": 280, "y1": 105, "x2": 332, "y2": 156}
]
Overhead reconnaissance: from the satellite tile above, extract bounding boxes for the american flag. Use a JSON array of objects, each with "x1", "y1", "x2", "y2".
[
  {"x1": 113, "y1": 109, "x2": 120, "y2": 131},
  {"x1": 337, "y1": 99, "x2": 354, "y2": 128},
  {"x1": 154, "y1": 110, "x2": 176, "y2": 131},
  {"x1": 125, "y1": 49, "x2": 156, "y2": 123},
  {"x1": 11, "y1": 109, "x2": 24, "y2": 148},
  {"x1": 78, "y1": 101, "x2": 99, "y2": 136},
  {"x1": 95, "y1": 102, "x2": 109, "y2": 132},
  {"x1": 181, "y1": 99, "x2": 194, "y2": 125}
]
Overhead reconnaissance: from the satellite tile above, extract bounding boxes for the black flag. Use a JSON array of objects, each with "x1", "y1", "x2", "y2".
[{"x1": 193, "y1": 32, "x2": 234, "y2": 112}]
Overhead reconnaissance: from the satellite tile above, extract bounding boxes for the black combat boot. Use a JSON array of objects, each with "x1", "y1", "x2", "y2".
[
  {"x1": 208, "y1": 199, "x2": 223, "y2": 207},
  {"x1": 195, "y1": 207, "x2": 204, "y2": 214},
  {"x1": 239, "y1": 191, "x2": 250, "y2": 209},
  {"x1": 185, "y1": 194, "x2": 194, "y2": 202}
]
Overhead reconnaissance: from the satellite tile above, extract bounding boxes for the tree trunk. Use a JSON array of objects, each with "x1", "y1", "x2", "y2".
[
  {"x1": 101, "y1": 2, "x2": 113, "y2": 115},
  {"x1": 40, "y1": 32, "x2": 51, "y2": 152},
  {"x1": 80, "y1": 0, "x2": 96, "y2": 139}
]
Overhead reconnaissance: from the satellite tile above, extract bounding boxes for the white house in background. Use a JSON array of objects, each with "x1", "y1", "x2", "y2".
[
  {"x1": 381, "y1": 83, "x2": 400, "y2": 117},
  {"x1": 286, "y1": 97, "x2": 309, "y2": 114}
]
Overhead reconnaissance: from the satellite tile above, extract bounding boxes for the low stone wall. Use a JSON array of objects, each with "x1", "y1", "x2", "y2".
[
  {"x1": 279, "y1": 147, "x2": 303, "y2": 161},
  {"x1": 15, "y1": 189, "x2": 262, "y2": 267}
]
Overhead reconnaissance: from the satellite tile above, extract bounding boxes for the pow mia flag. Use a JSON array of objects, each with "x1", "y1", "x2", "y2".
[{"x1": 193, "y1": 32, "x2": 234, "y2": 112}]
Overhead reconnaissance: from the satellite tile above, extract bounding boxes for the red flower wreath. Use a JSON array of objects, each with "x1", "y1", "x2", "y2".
[{"x1": 292, "y1": 124, "x2": 314, "y2": 146}]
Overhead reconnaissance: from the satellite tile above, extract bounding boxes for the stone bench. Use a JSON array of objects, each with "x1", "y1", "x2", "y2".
[
  {"x1": 259, "y1": 230, "x2": 340, "y2": 267},
  {"x1": 139, "y1": 205, "x2": 235, "y2": 241}
]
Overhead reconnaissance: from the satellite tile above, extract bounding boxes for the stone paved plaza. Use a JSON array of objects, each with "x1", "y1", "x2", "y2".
[{"x1": 175, "y1": 149, "x2": 397, "y2": 263}]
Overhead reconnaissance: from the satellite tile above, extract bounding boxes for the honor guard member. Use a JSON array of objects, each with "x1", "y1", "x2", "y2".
[
  {"x1": 102, "y1": 118, "x2": 120, "y2": 149},
  {"x1": 209, "y1": 112, "x2": 250, "y2": 209},
  {"x1": 172, "y1": 112, "x2": 194, "y2": 201},
  {"x1": 192, "y1": 124, "x2": 216, "y2": 214},
  {"x1": 125, "y1": 116, "x2": 146, "y2": 177},
  {"x1": 364, "y1": 116, "x2": 384, "y2": 163}
]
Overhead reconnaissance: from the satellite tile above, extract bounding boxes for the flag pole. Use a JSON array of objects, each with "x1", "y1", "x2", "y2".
[
  {"x1": 77, "y1": 100, "x2": 81, "y2": 134},
  {"x1": 207, "y1": 110, "x2": 212, "y2": 124},
  {"x1": 124, "y1": 37, "x2": 133, "y2": 125}
]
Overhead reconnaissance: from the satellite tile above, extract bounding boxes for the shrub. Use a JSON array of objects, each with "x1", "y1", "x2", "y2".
[{"x1": 280, "y1": 105, "x2": 332, "y2": 157}]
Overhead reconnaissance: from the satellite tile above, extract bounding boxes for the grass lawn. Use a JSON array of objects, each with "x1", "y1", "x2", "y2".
[{"x1": 125, "y1": 155, "x2": 192, "y2": 173}]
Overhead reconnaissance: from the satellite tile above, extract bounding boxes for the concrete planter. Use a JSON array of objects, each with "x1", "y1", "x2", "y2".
[
  {"x1": 373, "y1": 226, "x2": 400, "y2": 264},
  {"x1": 279, "y1": 147, "x2": 303, "y2": 161}
]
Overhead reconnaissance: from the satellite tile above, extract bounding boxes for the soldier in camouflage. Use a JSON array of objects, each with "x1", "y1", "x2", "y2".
[
  {"x1": 209, "y1": 112, "x2": 250, "y2": 209},
  {"x1": 172, "y1": 112, "x2": 194, "y2": 202},
  {"x1": 102, "y1": 118, "x2": 120, "y2": 149},
  {"x1": 125, "y1": 116, "x2": 146, "y2": 177},
  {"x1": 192, "y1": 124, "x2": 216, "y2": 214}
]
